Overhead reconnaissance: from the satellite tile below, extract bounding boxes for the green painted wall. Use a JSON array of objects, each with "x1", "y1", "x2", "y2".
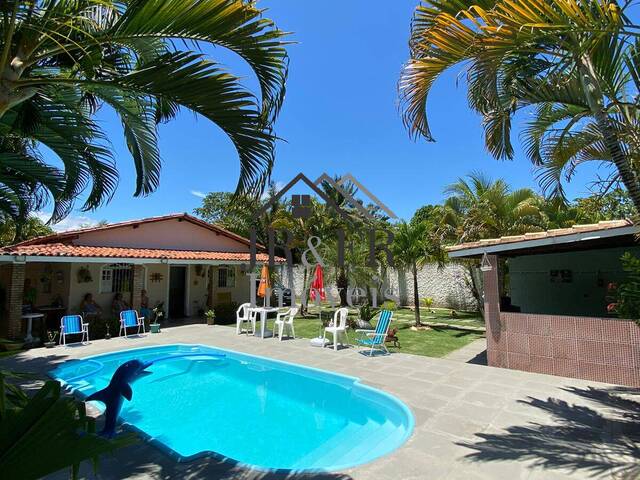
[{"x1": 508, "y1": 246, "x2": 639, "y2": 317}]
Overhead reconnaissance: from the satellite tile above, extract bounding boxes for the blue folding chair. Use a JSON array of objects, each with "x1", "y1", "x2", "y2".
[
  {"x1": 355, "y1": 310, "x2": 394, "y2": 356},
  {"x1": 119, "y1": 310, "x2": 145, "y2": 338},
  {"x1": 60, "y1": 315, "x2": 89, "y2": 346}
]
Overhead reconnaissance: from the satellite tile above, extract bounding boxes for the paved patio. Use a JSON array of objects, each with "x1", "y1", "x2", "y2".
[{"x1": 2, "y1": 324, "x2": 638, "y2": 480}]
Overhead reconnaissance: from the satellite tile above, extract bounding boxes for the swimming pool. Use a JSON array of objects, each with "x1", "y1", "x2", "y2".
[{"x1": 51, "y1": 344, "x2": 414, "y2": 471}]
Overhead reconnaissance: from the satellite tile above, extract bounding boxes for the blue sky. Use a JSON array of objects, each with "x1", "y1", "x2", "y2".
[{"x1": 44, "y1": 0, "x2": 608, "y2": 230}]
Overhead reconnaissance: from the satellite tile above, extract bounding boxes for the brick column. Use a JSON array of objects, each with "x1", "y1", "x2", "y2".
[
  {"x1": 7, "y1": 263, "x2": 25, "y2": 340},
  {"x1": 483, "y1": 254, "x2": 505, "y2": 367},
  {"x1": 131, "y1": 265, "x2": 144, "y2": 311}
]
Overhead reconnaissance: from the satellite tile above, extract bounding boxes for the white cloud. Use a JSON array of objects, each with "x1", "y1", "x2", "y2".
[
  {"x1": 190, "y1": 190, "x2": 207, "y2": 199},
  {"x1": 35, "y1": 211, "x2": 100, "y2": 232}
]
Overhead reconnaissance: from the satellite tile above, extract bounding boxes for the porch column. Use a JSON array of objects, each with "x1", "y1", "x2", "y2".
[
  {"x1": 132, "y1": 265, "x2": 144, "y2": 311},
  {"x1": 7, "y1": 263, "x2": 25, "y2": 339},
  {"x1": 483, "y1": 254, "x2": 505, "y2": 367}
]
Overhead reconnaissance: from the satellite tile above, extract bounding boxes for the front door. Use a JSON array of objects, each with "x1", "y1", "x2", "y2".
[{"x1": 169, "y1": 266, "x2": 187, "y2": 318}]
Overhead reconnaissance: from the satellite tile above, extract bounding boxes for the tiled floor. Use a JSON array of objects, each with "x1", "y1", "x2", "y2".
[{"x1": 3, "y1": 324, "x2": 638, "y2": 480}]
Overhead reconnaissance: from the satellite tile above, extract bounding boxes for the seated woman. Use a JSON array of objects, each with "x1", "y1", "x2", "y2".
[
  {"x1": 111, "y1": 292, "x2": 130, "y2": 317},
  {"x1": 80, "y1": 293, "x2": 102, "y2": 320},
  {"x1": 140, "y1": 289, "x2": 151, "y2": 320}
]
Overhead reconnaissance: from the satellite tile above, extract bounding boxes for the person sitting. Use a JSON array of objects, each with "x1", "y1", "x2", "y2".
[
  {"x1": 140, "y1": 289, "x2": 151, "y2": 320},
  {"x1": 111, "y1": 293, "x2": 130, "y2": 317},
  {"x1": 80, "y1": 293, "x2": 102, "y2": 320}
]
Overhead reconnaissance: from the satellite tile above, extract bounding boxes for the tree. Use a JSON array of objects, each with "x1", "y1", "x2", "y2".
[
  {"x1": 400, "y1": 0, "x2": 640, "y2": 210},
  {"x1": 442, "y1": 172, "x2": 545, "y2": 242},
  {"x1": 0, "y1": 214, "x2": 52, "y2": 245},
  {"x1": 392, "y1": 221, "x2": 445, "y2": 326},
  {"x1": 0, "y1": 0, "x2": 290, "y2": 224}
]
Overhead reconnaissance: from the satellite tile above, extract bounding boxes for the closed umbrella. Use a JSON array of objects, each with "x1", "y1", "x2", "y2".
[
  {"x1": 310, "y1": 264, "x2": 326, "y2": 302},
  {"x1": 257, "y1": 264, "x2": 270, "y2": 306}
]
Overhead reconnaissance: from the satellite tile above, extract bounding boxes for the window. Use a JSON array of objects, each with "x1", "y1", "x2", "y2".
[
  {"x1": 100, "y1": 264, "x2": 134, "y2": 293},
  {"x1": 218, "y1": 267, "x2": 235, "y2": 288}
]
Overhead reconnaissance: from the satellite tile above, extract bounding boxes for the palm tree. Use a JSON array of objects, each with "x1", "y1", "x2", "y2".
[
  {"x1": 0, "y1": 0, "x2": 289, "y2": 224},
  {"x1": 400, "y1": 0, "x2": 640, "y2": 209},
  {"x1": 392, "y1": 221, "x2": 445, "y2": 327},
  {"x1": 442, "y1": 172, "x2": 545, "y2": 242}
]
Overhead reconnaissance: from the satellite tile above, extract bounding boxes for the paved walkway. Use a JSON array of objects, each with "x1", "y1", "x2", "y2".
[{"x1": 2, "y1": 324, "x2": 638, "y2": 480}]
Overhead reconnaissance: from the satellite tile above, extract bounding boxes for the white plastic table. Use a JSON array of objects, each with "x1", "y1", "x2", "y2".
[
  {"x1": 21, "y1": 313, "x2": 44, "y2": 342},
  {"x1": 249, "y1": 307, "x2": 279, "y2": 338}
]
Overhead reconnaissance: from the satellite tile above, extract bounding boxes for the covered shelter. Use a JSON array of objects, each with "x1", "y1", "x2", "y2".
[{"x1": 448, "y1": 220, "x2": 640, "y2": 387}]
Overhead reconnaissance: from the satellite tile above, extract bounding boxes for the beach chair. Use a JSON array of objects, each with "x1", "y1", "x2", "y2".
[
  {"x1": 355, "y1": 310, "x2": 393, "y2": 356},
  {"x1": 119, "y1": 310, "x2": 145, "y2": 337},
  {"x1": 60, "y1": 315, "x2": 89, "y2": 346}
]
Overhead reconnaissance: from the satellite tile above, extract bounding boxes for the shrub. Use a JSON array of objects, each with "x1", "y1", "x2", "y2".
[
  {"x1": 359, "y1": 302, "x2": 379, "y2": 322},
  {"x1": 381, "y1": 300, "x2": 397, "y2": 311},
  {"x1": 422, "y1": 297, "x2": 434, "y2": 309},
  {"x1": 214, "y1": 302, "x2": 239, "y2": 325},
  {"x1": 613, "y1": 252, "x2": 640, "y2": 324}
]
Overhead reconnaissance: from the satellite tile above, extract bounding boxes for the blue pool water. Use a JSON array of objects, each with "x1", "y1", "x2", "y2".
[{"x1": 50, "y1": 344, "x2": 414, "y2": 471}]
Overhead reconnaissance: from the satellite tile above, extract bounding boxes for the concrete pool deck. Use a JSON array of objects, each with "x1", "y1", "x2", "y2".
[{"x1": 2, "y1": 324, "x2": 638, "y2": 480}]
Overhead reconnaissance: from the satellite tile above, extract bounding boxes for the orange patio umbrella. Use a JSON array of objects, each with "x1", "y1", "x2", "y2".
[
  {"x1": 257, "y1": 264, "x2": 270, "y2": 305},
  {"x1": 310, "y1": 264, "x2": 326, "y2": 302}
]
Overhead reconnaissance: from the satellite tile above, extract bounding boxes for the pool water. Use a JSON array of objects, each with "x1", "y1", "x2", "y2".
[{"x1": 51, "y1": 344, "x2": 414, "y2": 471}]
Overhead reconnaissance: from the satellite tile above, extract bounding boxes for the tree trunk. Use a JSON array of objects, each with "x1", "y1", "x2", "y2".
[
  {"x1": 337, "y1": 267, "x2": 348, "y2": 307},
  {"x1": 578, "y1": 55, "x2": 640, "y2": 211},
  {"x1": 412, "y1": 262, "x2": 421, "y2": 326}
]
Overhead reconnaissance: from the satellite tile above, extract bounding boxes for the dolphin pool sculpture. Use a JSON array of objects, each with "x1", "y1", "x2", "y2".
[{"x1": 86, "y1": 359, "x2": 153, "y2": 437}]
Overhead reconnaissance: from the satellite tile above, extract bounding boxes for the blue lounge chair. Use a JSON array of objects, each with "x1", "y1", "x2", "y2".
[
  {"x1": 119, "y1": 310, "x2": 145, "y2": 337},
  {"x1": 355, "y1": 310, "x2": 393, "y2": 356},
  {"x1": 60, "y1": 315, "x2": 89, "y2": 346}
]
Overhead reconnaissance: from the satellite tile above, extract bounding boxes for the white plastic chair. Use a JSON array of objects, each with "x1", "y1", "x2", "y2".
[
  {"x1": 236, "y1": 303, "x2": 255, "y2": 335},
  {"x1": 323, "y1": 307, "x2": 349, "y2": 351},
  {"x1": 274, "y1": 307, "x2": 298, "y2": 341}
]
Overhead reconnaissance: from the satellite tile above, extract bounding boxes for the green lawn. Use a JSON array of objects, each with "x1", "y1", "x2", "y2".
[{"x1": 224, "y1": 306, "x2": 485, "y2": 358}]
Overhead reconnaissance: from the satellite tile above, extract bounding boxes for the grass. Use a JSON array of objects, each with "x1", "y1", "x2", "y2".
[{"x1": 223, "y1": 306, "x2": 485, "y2": 358}]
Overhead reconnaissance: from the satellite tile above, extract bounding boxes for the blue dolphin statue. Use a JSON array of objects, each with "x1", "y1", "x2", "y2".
[{"x1": 86, "y1": 359, "x2": 153, "y2": 437}]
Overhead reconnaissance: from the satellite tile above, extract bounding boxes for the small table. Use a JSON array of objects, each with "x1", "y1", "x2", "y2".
[
  {"x1": 249, "y1": 307, "x2": 279, "y2": 338},
  {"x1": 21, "y1": 313, "x2": 44, "y2": 343}
]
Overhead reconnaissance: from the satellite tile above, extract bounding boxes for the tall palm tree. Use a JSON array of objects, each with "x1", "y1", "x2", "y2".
[
  {"x1": 442, "y1": 172, "x2": 545, "y2": 242},
  {"x1": 392, "y1": 221, "x2": 445, "y2": 326},
  {"x1": 400, "y1": 0, "x2": 640, "y2": 209},
  {"x1": 0, "y1": 0, "x2": 289, "y2": 224}
]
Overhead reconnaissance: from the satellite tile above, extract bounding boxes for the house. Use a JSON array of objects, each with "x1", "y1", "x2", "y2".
[
  {"x1": 0, "y1": 213, "x2": 282, "y2": 339},
  {"x1": 448, "y1": 220, "x2": 640, "y2": 387}
]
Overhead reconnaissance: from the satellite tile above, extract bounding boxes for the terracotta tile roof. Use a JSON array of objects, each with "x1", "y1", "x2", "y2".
[
  {"x1": 447, "y1": 219, "x2": 634, "y2": 253},
  {"x1": 1, "y1": 243, "x2": 285, "y2": 263},
  {"x1": 14, "y1": 213, "x2": 259, "y2": 248}
]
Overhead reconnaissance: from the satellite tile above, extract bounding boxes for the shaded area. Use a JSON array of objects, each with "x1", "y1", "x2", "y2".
[
  {"x1": 459, "y1": 386, "x2": 640, "y2": 479},
  {"x1": 466, "y1": 349, "x2": 487, "y2": 366}
]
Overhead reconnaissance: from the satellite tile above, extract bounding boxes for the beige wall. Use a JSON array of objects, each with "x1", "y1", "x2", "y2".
[
  {"x1": 210, "y1": 265, "x2": 250, "y2": 305},
  {"x1": 24, "y1": 262, "x2": 71, "y2": 307},
  {"x1": 74, "y1": 218, "x2": 249, "y2": 252},
  {"x1": 145, "y1": 263, "x2": 168, "y2": 311}
]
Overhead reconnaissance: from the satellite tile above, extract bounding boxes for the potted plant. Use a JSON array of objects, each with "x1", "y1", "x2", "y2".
[
  {"x1": 104, "y1": 321, "x2": 112, "y2": 339},
  {"x1": 356, "y1": 302, "x2": 378, "y2": 329},
  {"x1": 150, "y1": 303, "x2": 165, "y2": 333},
  {"x1": 44, "y1": 330, "x2": 58, "y2": 348},
  {"x1": 205, "y1": 309, "x2": 216, "y2": 325}
]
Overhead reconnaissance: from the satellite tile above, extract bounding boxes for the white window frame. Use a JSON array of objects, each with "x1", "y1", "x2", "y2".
[
  {"x1": 99, "y1": 264, "x2": 146, "y2": 293},
  {"x1": 218, "y1": 266, "x2": 235, "y2": 288}
]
